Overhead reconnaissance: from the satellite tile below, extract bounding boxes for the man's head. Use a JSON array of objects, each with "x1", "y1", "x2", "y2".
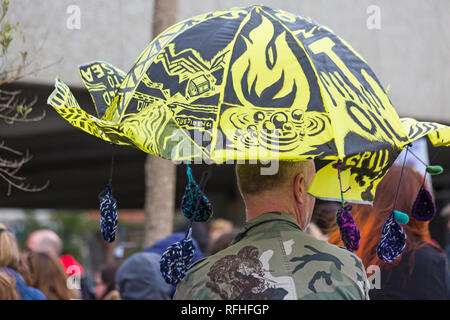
[
  {"x1": 116, "y1": 252, "x2": 171, "y2": 300},
  {"x1": 26, "y1": 229, "x2": 62, "y2": 256},
  {"x1": 236, "y1": 160, "x2": 316, "y2": 229},
  {"x1": 441, "y1": 203, "x2": 450, "y2": 233}
]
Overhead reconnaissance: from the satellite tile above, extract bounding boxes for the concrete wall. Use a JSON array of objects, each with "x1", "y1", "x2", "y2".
[{"x1": 8, "y1": 0, "x2": 450, "y2": 121}]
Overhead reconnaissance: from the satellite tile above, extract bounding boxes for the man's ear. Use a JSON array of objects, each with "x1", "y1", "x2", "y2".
[{"x1": 293, "y1": 173, "x2": 305, "y2": 204}]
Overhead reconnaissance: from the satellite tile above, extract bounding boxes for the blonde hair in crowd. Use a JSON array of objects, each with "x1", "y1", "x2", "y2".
[
  {"x1": 0, "y1": 273, "x2": 19, "y2": 300},
  {"x1": 0, "y1": 223, "x2": 20, "y2": 270},
  {"x1": 27, "y1": 251, "x2": 74, "y2": 300},
  {"x1": 208, "y1": 218, "x2": 233, "y2": 233}
]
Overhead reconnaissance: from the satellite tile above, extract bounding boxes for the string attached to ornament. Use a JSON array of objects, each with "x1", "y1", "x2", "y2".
[
  {"x1": 160, "y1": 163, "x2": 213, "y2": 285},
  {"x1": 98, "y1": 144, "x2": 118, "y2": 243},
  {"x1": 376, "y1": 145, "x2": 410, "y2": 262},
  {"x1": 335, "y1": 159, "x2": 360, "y2": 252}
]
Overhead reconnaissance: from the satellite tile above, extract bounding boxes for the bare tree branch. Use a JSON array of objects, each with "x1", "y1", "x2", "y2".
[{"x1": 0, "y1": 0, "x2": 49, "y2": 195}]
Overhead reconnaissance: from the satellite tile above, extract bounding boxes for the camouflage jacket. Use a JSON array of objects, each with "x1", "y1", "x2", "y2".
[{"x1": 174, "y1": 212, "x2": 370, "y2": 300}]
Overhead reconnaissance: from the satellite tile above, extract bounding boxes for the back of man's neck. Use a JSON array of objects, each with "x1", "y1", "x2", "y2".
[{"x1": 245, "y1": 197, "x2": 298, "y2": 224}]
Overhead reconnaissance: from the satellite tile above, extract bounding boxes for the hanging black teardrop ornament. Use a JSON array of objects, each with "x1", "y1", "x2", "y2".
[
  {"x1": 181, "y1": 164, "x2": 213, "y2": 222},
  {"x1": 99, "y1": 186, "x2": 118, "y2": 243},
  {"x1": 336, "y1": 205, "x2": 360, "y2": 252},
  {"x1": 376, "y1": 211, "x2": 407, "y2": 263},
  {"x1": 411, "y1": 185, "x2": 436, "y2": 221},
  {"x1": 160, "y1": 224, "x2": 195, "y2": 285}
]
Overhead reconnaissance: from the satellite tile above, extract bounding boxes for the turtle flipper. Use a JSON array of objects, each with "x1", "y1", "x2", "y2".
[
  {"x1": 47, "y1": 78, "x2": 125, "y2": 144},
  {"x1": 78, "y1": 61, "x2": 126, "y2": 119},
  {"x1": 400, "y1": 117, "x2": 450, "y2": 147}
]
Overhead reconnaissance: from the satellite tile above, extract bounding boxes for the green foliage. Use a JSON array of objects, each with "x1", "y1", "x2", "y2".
[
  {"x1": 50, "y1": 211, "x2": 97, "y2": 262},
  {"x1": 15, "y1": 210, "x2": 97, "y2": 265},
  {"x1": 16, "y1": 103, "x2": 32, "y2": 116},
  {"x1": 0, "y1": 0, "x2": 46, "y2": 194},
  {"x1": 0, "y1": 0, "x2": 28, "y2": 82},
  {"x1": 15, "y1": 211, "x2": 46, "y2": 249}
]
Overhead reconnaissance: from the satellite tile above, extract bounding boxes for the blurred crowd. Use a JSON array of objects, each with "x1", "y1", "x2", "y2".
[
  {"x1": 0, "y1": 165, "x2": 449, "y2": 300},
  {"x1": 0, "y1": 215, "x2": 238, "y2": 300}
]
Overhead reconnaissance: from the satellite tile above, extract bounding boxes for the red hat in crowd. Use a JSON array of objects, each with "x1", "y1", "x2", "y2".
[{"x1": 60, "y1": 254, "x2": 84, "y2": 275}]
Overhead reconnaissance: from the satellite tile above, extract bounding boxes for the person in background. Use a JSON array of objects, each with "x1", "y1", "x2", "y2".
[
  {"x1": 328, "y1": 165, "x2": 450, "y2": 299},
  {"x1": 208, "y1": 228, "x2": 239, "y2": 256},
  {"x1": 311, "y1": 200, "x2": 341, "y2": 239},
  {"x1": 207, "y1": 218, "x2": 234, "y2": 247},
  {"x1": 305, "y1": 200, "x2": 340, "y2": 241},
  {"x1": 144, "y1": 233, "x2": 204, "y2": 264},
  {"x1": 94, "y1": 260, "x2": 122, "y2": 300},
  {"x1": 144, "y1": 233, "x2": 204, "y2": 298},
  {"x1": 440, "y1": 204, "x2": 450, "y2": 264},
  {"x1": 26, "y1": 229, "x2": 62, "y2": 256},
  {"x1": 174, "y1": 220, "x2": 209, "y2": 256},
  {"x1": 0, "y1": 272, "x2": 19, "y2": 300},
  {"x1": 0, "y1": 224, "x2": 46, "y2": 300},
  {"x1": 26, "y1": 229, "x2": 94, "y2": 300},
  {"x1": 304, "y1": 222, "x2": 328, "y2": 241},
  {"x1": 26, "y1": 251, "x2": 74, "y2": 300},
  {"x1": 115, "y1": 252, "x2": 171, "y2": 300},
  {"x1": 175, "y1": 161, "x2": 369, "y2": 300}
]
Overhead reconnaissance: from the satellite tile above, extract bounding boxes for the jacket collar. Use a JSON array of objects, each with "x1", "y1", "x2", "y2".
[{"x1": 232, "y1": 211, "x2": 302, "y2": 244}]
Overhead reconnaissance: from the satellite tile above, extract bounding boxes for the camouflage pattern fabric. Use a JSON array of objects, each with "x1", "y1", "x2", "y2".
[{"x1": 174, "y1": 212, "x2": 369, "y2": 300}]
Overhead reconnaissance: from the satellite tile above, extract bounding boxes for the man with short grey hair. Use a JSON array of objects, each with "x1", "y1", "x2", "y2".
[
  {"x1": 26, "y1": 229, "x2": 93, "y2": 300},
  {"x1": 174, "y1": 160, "x2": 369, "y2": 300},
  {"x1": 26, "y1": 229, "x2": 62, "y2": 256}
]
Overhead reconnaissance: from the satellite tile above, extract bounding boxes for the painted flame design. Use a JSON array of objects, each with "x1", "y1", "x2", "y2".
[{"x1": 230, "y1": 14, "x2": 310, "y2": 109}]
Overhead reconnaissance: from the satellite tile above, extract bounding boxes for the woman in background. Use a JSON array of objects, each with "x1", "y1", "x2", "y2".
[
  {"x1": 208, "y1": 228, "x2": 240, "y2": 256},
  {"x1": 329, "y1": 165, "x2": 450, "y2": 299},
  {"x1": 94, "y1": 261, "x2": 122, "y2": 300},
  {"x1": 26, "y1": 251, "x2": 74, "y2": 300},
  {"x1": 0, "y1": 273, "x2": 19, "y2": 300},
  {"x1": 311, "y1": 200, "x2": 341, "y2": 239},
  {"x1": 0, "y1": 223, "x2": 46, "y2": 300}
]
